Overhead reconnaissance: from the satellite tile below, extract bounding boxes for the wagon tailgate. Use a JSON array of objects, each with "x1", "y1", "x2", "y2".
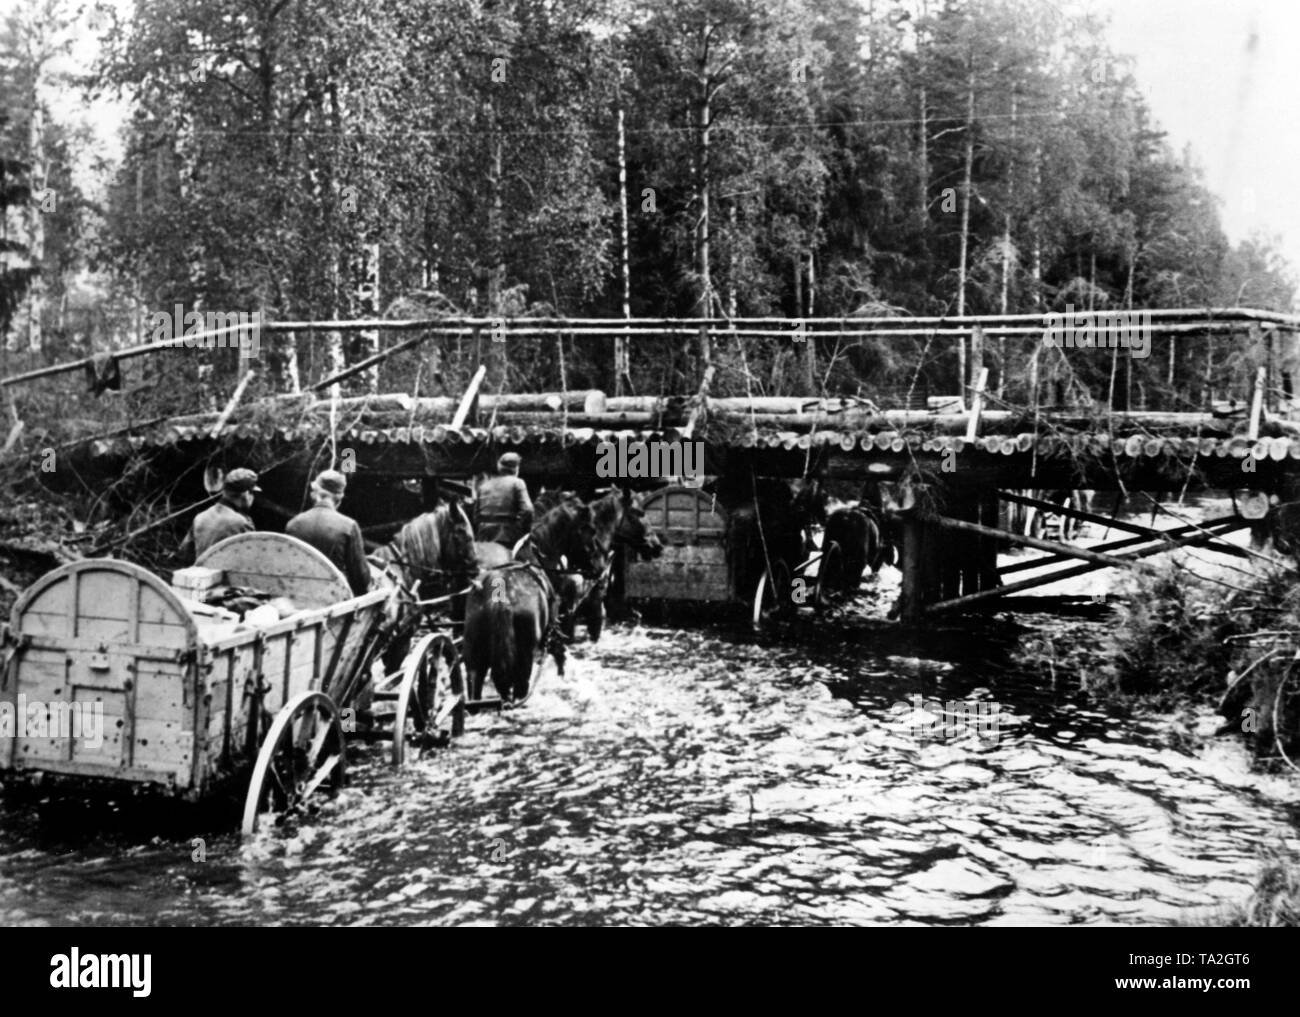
[
  {"x1": 626, "y1": 486, "x2": 731, "y2": 602},
  {"x1": 1, "y1": 565, "x2": 199, "y2": 789}
]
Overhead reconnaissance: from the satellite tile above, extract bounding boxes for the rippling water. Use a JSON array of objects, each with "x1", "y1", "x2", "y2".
[{"x1": 3, "y1": 602, "x2": 1299, "y2": 926}]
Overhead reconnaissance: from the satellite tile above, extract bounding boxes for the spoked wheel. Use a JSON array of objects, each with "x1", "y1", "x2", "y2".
[
  {"x1": 241, "y1": 691, "x2": 346, "y2": 837},
  {"x1": 392, "y1": 633, "x2": 465, "y2": 766},
  {"x1": 751, "y1": 557, "x2": 794, "y2": 632},
  {"x1": 814, "y1": 541, "x2": 845, "y2": 610},
  {"x1": 1272, "y1": 664, "x2": 1300, "y2": 775}
]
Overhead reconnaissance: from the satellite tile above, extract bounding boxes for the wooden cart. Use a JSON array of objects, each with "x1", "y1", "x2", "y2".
[
  {"x1": 0, "y1": 532, "x2": 460, "y2": 835},
  {"x1": 624, "y1": 485, "x2": 836, "y2": 630},
  {"x1": 625, "y1": 485, "x2": 732, "y2": 603}
]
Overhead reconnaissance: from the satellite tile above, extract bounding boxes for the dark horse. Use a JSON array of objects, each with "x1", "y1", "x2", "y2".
[
  {"x1": 526, "y1": 487, "x2": 663, "y2": 640},
  {"x1": 369, "y1": 499, "x2": 478, "y2": 672},
  {"x1": 822, "y1": 480, "x2": 903, "y2": 593},
  {"x1": 822, "y1": 502, "x2": 878, "y2": 594},
  {"x1": 462, "y1": 488, "x2": 663, "y2": 704},
  {"x1": 723, "y1": 477, "x2": 826, "y2": 600}
]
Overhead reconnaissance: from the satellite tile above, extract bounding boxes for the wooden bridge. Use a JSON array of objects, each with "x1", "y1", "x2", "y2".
[{"x1": 15, "y1": 307, "x2": 1300, "y2": 622}]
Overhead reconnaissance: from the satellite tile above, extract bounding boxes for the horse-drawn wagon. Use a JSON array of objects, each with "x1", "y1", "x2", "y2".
[
  {"x1": 623, "y1": 483, "x2": 856, "y2": 629},
  {"x1": 0, "y1": 531, "x2": 464, "y2": 835}
]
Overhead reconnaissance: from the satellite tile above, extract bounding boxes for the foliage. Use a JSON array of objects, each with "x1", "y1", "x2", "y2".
[
  {"x1": 1099, "y1": 562, "x2": 1246, "y2": 704},
  {"x1": 1212, "y1": 848, "x2": 1300, "y2": 927},
  {"x1": 0, "y1": 0, "x2": 1293, "y2": 441}
]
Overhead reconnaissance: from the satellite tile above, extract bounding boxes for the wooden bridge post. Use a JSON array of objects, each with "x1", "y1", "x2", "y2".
[
  {"x1": 899, "y1": 514, "x2": 926, "y2": 623},
  {"x1": 977, "y1": 486, "x2": 1001, "y2": 592},
  {"x1": 892, "y1": 480, "x2": 945, "y2": 623},
  {"x1": 944, "y1": 477, "x2": 1000, "y2": 599}
]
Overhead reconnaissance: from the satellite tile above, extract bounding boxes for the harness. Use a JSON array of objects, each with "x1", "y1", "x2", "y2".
[
  {"x1": 371, "y1": 550, "x2": 477, "y2": 622},
  {"x1": 481, "y1": 559, "x2": 566, "y2": 662},
  {"x1": 514, "y1": 534, "x2": 615, "y2": 623}
]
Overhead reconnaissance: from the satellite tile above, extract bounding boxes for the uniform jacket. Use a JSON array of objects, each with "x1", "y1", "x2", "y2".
[
  {"x1": 475, "y1": 474, "x2": 534, "y2": 546},
  {"x1": 183, "y1": 499, "x2": 254, "y2": 561},
  {"x1": 286, "y1": 505, "x2": 371, "y2": 595}
]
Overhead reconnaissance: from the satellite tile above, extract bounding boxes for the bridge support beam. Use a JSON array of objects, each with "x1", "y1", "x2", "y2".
[
  {"x1": 927, "y1": 518, "x2": 1248, "y2": 614},
  {"x1": 894, "y1": 477, "x2": 1002, "y2": 623}
]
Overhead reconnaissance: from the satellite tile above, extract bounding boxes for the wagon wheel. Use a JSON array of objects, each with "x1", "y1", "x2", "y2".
[
  {"x1": 751, "y1": 557, "x2": 795, "y2": 632},
  {"x1": 815, "y1": 540, "x2": 846, "y2": 610},
  {"x1": 241, "y1": 691, "x2": 347, "y2": 837},
  {"x1": 1273, "y1": 664, "x2": 1300, "y2": 775},
  {"x1": 392, "y1": 633, "x2": 465, "y2": 766}
]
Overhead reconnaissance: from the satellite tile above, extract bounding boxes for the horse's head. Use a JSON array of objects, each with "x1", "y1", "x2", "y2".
[
  {"x1": 530, "y1": 495, "x2": 600, "y2": 573},
  {"x1": 613, "y1": 489, "x2": 663, "y2": 561},
  {"x1": 792, "y1": 478, "x2": 828, "y2": 528},
  {"x1": 439, "y1": 498, "x2": 479, "y2": 577},
  {"x1": 534, "y1": 488, "x2": 577, "y2": 517},
  {"x1": 584, "y1": 487, "x2": 662, "y2": 564}
]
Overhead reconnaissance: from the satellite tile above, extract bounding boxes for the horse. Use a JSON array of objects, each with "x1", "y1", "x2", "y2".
[
  {"x1": 462, "y1": 560, "x2": 560, "y2": 704},
  {"x1": 822, "y1": 501, "x2": 880, "y2": 594},
  {"x1": 859, "y1": 479, "x2": 899, "y2": 570},
  {"x1": 462, "y1": 488, "x2": 663, "y2": 704},
  {"x1": 522, "y1": 487, "x2": 664, "y2": 639},
  {"x1": 1268, "y1": 500, "x2": 1300, "y2": 561},
  {"x1": 567, "y1": 487, "x2": 663, "y2": 639},
  {"x1": 368, "y1": 499, "x2": 478, "y2": 673},
  {"x1": 724, "y1": 477, "x2": 826, "y2": 599},
  {"x1": 462, "y1": 491, "x2": 594, "y2": 705}
]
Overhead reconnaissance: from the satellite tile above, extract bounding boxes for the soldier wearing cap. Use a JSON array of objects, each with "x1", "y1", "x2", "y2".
[
  {"x1": 474, "y1": 452, "x2": 534, "y2": 547},
  {"x1": 286, "y1": 469, "x2": 371, "y2": 595},
  {"x1": 182, "y1": 467, "x2": 260, "y2": 561}
]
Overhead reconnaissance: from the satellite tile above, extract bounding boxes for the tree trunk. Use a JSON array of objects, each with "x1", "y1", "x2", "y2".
[
  {"x1": 616, "y1": 100, "x2": 631, "y2": 395},
  {"x1": 916, "y1": 0, "x2": 930, "y2": 235},
  {"x1": 360, "y1": 243, "x2": 380, "y2": 393},
  {"x1": 917, "y1": 81, "x2": 929, "y2": 231},
  {"x1": 326, "y1": 81, "x2": 344, "y2": 390},
  {"x1": 727, "y1": 202, "x2": 737, "y2": 318},
  {"x1": 695, "y1": 76, "x2": 712, "y2": 366},
  {"x1": 807, "y1": 249, "x2": 815, "y2": 316},
  {"x1": 998, "y1": 89, "x2": 1016, "y2": 399},
  {"x1": 955, "y1": 67, "x2": 976, "y2": 406},
  {"x1": 1031, "y1": 142, "x2": 1043, "y2": 311},
  {"x1": 24, "y1": 99, "x2": 45, "y2": 351},
  {"x1": 487, "y1": 113, "x2": 507, "y2": 390}
]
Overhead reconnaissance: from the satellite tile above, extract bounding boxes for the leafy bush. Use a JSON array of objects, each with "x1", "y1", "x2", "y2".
[
  {"x1": 1215, "y1": 849, "x2": 1300, "y2": 927},
  {"x1": 1101, "y1": 563, "x2": 1246, "y2": 705}
]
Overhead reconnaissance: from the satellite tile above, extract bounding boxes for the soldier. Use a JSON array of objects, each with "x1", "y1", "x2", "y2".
[
  {"x1": 286, "y1": 469, "x2": 371, "y2": 595},
  {"x1": 181, "y1": 467, "x2": 260, "y2": 561},
  {"x1": 475, "y1": 452, "x2": 534, "y2": 547}
]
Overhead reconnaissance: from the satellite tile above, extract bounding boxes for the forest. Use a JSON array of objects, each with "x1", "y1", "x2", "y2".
[{"x1": 0, "y1": 0, "x2": 1296, "y2": 442}]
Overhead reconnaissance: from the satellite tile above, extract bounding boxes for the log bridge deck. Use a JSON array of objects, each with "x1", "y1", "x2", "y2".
[{"x1": 25, "y1": 307, "x2": 1300, "y2": 621}]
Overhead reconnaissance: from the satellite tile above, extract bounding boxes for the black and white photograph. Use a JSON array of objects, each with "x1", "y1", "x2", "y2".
[{"x1": 0, "y1": 0, "x2": 1297, "y2": 953}]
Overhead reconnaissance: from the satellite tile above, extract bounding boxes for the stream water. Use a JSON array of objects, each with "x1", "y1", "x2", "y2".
[{"x1": 2, "y1": 593, "x2": 1297, "y2": 926}]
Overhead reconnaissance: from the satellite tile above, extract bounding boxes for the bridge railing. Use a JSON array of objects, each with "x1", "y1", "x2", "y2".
[{"x1": 4, "y1": 308, "x2": 1298, "y2": 427}]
